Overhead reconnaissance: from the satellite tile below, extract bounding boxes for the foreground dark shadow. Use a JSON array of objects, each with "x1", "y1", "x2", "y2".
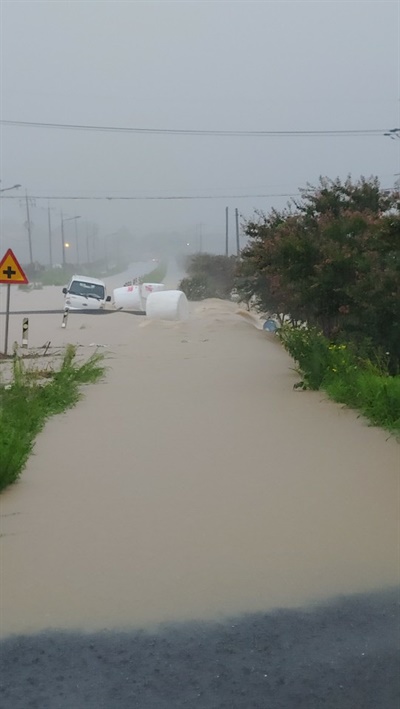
[{"x1": 0, "y1": 588, "x2": 398, "y2": 709}]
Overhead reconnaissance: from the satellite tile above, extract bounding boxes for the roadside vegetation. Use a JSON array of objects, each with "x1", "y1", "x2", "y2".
[
  {"x1": 279, "y1": 326, "x2": 400, "y2": 433},
  {"x1": 236, "y1": 176, "x2": 400, "y2": 433},
  {"x1": 179, "y1": 253, "x2": 236, "y2": 300},
  {"x1": 0, "y1": 346, "x2": 105, "y2": 492}
]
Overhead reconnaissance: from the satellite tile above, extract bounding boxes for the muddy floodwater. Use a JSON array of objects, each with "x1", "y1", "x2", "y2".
[{"x1": 0, "y1": 293, "x2": 399, "y2": 638}]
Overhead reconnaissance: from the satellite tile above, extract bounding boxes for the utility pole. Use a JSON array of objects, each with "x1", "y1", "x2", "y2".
[
  {"x1": 61, "y1": 211, "x2": 66, "y2": 267},
  {"x1": 235, "y1": 208, "x2": 240, "y2": 257},
  {"x1": 48, "y1": 203, "x2": 53, "y2": 267},
  {"x1": 75, "y1": 218, "x2": 80, "y2": 265},
  {"x1": 225, "y1": 207, "x2": 229, "y2": 257},
  {"x1": 86, "y1": 222, "x2": 90, "y2": 263},
  {"x1": 25, "y1": 191, "x2": 33, "y2": 264}
]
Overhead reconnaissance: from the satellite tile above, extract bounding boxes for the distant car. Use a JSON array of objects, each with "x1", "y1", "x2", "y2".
[{"x1": 62, "y1": 275, "x2": 111, "y2": 311}]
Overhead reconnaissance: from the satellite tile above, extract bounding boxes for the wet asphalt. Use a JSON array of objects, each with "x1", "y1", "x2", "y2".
[{"x1": 1, "y1": 588, "x2": 398, "y2": 709}]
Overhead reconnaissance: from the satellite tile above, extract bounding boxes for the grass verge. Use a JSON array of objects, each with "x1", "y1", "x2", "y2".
[
  {"x1": 279, "y1": 326, "x2": 400, "y2": 435},
  {"x1": 324, "y1": 370, "x2": 400, "y2": 432},
  {"x1": 0, "y1": 345, "x2": 105, "y2": 493}
]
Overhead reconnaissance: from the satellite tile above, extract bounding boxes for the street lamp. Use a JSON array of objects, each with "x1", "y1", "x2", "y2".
[{"x1": 61, "y1": 214, "x2": 81, "y2": 267}]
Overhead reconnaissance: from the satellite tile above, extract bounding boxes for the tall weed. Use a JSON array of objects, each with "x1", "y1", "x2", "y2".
[
  {"x1": 0, "y1": 347, "x2": 105, "y2": 492},
  {"x1": 279, "y1": 325, "x2": 400, "y2": 433}
]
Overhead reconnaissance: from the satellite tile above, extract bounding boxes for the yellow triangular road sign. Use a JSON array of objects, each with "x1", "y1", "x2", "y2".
[{"x1": 0, "y1": 248, "x2": 29, "y2": 284}]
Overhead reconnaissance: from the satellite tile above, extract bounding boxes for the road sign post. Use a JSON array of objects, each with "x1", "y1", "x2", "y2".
[
  {"x1": 0, "y1": 248, "x2": 29, "y2": 355},
  {"x1": 4, "y1": 285, "x2": 11, "y2": 356},
  {"x1": 61, "y1": 308, "x2": 69, "y2": 329},
  {"x1": 22, "y1": 317, "x2": 29, "y2": 348}
]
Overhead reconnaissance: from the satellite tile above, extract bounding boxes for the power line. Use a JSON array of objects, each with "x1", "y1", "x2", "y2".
[
  {"x1": 0, "y1": 192, "x2": 300, "y2": 201},
  {"x1": 0, "y1": 119, "x2": 392, "y2": 137},
  {"x1": 1, "y1": 188, "x2": 396, "y2": 202},
  {"x1": 1, "y1": 185, "x2": 397, "y2": 202}
]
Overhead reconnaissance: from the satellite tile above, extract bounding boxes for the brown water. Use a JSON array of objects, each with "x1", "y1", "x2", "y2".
[{"x1": 1, "y1": 300, "x2": 399, "y2": 637}]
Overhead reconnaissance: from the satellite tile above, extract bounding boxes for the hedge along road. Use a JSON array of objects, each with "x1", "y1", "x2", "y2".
[{"x1": 0, "y1": 292, "x2": 399, "y2": 707}]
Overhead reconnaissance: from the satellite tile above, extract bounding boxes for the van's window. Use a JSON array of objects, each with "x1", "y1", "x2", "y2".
[{"x1": 69, "y1": 281, "x2": 105, "y2": 299}]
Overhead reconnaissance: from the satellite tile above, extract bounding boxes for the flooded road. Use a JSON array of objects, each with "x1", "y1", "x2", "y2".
[{"x1": 0, "y1": 298, "x2": 399, "y2": 637}]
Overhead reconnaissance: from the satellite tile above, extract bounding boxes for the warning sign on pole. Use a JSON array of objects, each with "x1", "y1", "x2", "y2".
[
  {"x1": 0, "y1": 248, "x2": 29, "y2": 355},
  {"x1": 0, "y1": 248, "x2": 29, "y2": 284}
]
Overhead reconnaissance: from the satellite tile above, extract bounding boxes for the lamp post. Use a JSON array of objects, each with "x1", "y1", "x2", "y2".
[
  {"x1": 48, "y1": 203, "x2": 53, "y2": 268},
  {"x1": 61, "y1": 214, "x2": 81, "y2": 267}
]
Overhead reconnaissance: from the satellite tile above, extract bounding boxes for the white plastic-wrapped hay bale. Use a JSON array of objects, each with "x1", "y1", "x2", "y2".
[
  {"x1": 145, "y1": 290, "x2": 189, "y2": 321},
  {"x1": 113, "y1": 283, "x2": 165, "y2": 310},
  {"x1": 141, "y1": 282, "x2": 165, "y2": 299},
  {"x1": 113, "y1": 285, "x2": 142, "y2": 310}
]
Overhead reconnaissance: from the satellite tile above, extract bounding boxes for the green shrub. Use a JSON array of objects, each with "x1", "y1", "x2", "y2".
[
  {"x1": 179, "y1": 274, "x2": 210, "y2": 300},
  {"x1": 279, "y1": 325, "x2": 400, "y2": 433},
  {"x1": 238, "y1": 177, "x2": 400, "y2": 374},
  {"x1": 0, "y1": 346, "x2": 105, "y2": 492},
  {"x1": 279, "y1": 326, "x2": 331, "y2": 390},
  {"x1": 179, "y1": 253, "x2": 237, "y2": 301},
  {"x1": 279, "y1": 326, "x2": 359, "y2": 390}
]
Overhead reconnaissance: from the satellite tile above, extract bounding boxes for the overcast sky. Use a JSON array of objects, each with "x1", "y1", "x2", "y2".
[{"x1": 1, "y1": 0, "x2": 399, "y2": 262}]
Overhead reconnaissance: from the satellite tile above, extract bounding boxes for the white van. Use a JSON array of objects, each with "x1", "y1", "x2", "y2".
[{"x1": 62, "y1": 275, "x2": 111, "y2": 311}]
